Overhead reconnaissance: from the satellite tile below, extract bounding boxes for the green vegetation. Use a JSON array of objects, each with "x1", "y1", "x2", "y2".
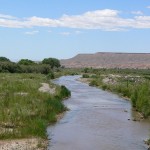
[
  {"x1": 82, "y1": 74, "x2": 90, "y2": 78},
  {"x1": 0, "y1": 57, "x2": 10, "y2": 62},
  {"x1": 0, "y1": 56, "x2": 149, "y2": 143},
  {"x1": 0, "y1": 56, "x2": 61, "y2": 74},
  {"x1": 0, "y1": 57, "x2": 71, "y2": 141},
  {"x1": 18, "y1": 59, "x2": 36, "y2": 65},
  {"x1": 42, "y1": 58, "x2": 61, "y2": 69},
  {"x1": 81, "y1": 68, "x2": 150, "y2": 118}
]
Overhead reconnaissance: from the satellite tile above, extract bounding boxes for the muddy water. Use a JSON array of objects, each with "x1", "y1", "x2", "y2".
[{"x1": 47, "y1": 76, "x2": 150, "y2": 150}]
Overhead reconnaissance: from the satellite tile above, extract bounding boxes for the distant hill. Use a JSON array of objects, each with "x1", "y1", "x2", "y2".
[{"x1": 60, "y1": 52, "x2": 150, "y2": 69}]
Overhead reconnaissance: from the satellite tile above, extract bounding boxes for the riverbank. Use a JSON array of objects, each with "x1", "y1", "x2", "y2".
[
  {"x1": 48, "y1": 75, "x2": 150, "y2": 150},
  {"x1": 0, "y1": 73, "x2": 71, "y2": 149},
  {"x1": 0, "y1": 138, "x2": 48, "y2": 150},
  {"x1": 81, "y1": 71, "x2": 150, "y2": 118},
  {"x1": 78, "y1": 73, "x2": 150, "y2": 148},
  {"x1": 78, "y1": 76, "x2": 145, "y2": 121}
]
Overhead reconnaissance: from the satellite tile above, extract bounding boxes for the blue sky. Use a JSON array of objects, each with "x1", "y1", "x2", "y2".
[{"x1": 0, "y1": 0, "x2": 150, "y2": 61}]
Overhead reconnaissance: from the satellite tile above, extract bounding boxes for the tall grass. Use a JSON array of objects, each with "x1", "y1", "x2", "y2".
[{"x1": 0, "y1": 73, "x2": 71, "y2": 139}]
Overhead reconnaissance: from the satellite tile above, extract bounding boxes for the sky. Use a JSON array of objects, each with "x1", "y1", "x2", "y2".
[{"x1": 0, "y1": 0, "x2": 150, "y2": 61}]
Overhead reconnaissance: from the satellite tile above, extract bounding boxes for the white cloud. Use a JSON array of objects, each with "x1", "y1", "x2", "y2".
[
  {"x1": 25, "y1": 30, "x2": 39, "y2": 35},
  {"x1": 147, "y1": 6, "x2": 150, "y2": 9},
  {"x1": 131, "y1": 11, "x2": 143, "y2": 15},
  {"x1": 1, "y1": 9, "x2": 150, "y2": 31},
  {"x1": 60, "y1": 32, "x2": 71, "y2": 36},
  {"x1": 0, "y1": 14, "x2": 16, "y2": 19}
]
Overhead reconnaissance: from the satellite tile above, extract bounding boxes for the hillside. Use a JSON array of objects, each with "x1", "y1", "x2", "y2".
[{"x1": 60, "y1": 52, "x2": 150, "y2": 69}]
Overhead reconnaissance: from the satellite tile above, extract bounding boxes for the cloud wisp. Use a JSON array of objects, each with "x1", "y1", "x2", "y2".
[
  {"x1": 1, "y1": 9, "x2": 150, "y2": 31},
  {"x1": 60, "y1": 32, "x2": 71, "y2": 36},
  {"x1": 25, "y1": 30, "x2": 39, "y2": 35},
  {"x1": 131, "y1": 11, "x2": 143, "y2": 15},
  {"x1": 147, "y1": 6, "x2": 150, "y2": 9}
]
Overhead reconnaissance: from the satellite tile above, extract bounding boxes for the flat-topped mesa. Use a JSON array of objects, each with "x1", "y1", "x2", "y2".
[{"x1": 60, "y1": 52, "x2": 150, "y2": 69}]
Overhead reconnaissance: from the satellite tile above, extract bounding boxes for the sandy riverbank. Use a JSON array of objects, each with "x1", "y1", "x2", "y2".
[{"x1": 0, "y1": 138, "x2": 48, "y2": 150}]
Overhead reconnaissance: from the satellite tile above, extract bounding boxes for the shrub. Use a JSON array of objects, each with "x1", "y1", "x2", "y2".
[
  {"x1": 82, "y1": 74, "x2": 89, "y2": 78},
  {"x1": 42, "y1": 58, "x2": 60, "y2": 69},
  {"x1": 89, "y1": 80, "x2": 98, "y2": 86},
  {"x1": 47, "y1": 72, "x2": 55, "y2": 79},
  {"x1": 18, "y1": 59, "x2": 36, "y2": 65},
  {"x1": 0, "y1": 57, "x2": 10, "y2": 62},
  {"x1": 102, "y1": 84, "x2": 107, "y2": 90},
  {"x1": 59, "y1": 85, "x2": 71, "y2": 98}
]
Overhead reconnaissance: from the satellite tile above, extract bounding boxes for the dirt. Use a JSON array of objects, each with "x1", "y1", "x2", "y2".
[
  {"x1": 39, "y1": 83, "x2": 55, "y2": 94},
  {"x1": 0, "y1": 138, "x2": 48, "y2": 150}
]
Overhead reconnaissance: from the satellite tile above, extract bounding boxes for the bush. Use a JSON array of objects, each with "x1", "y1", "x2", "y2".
[
  {"x1": 42, "y1": 58, "x2": 60, "y2": 69},
  {"x1": 18, "y1": 59, "x2": 36, "y2": 65},
  {"x1": 89, "y1": 80, "x2": 98, "y2": 86},
  {"x1": 59, "y1": 85, "x2": 71, "y2": 98},
  {"x1": 102, "y1": 84, "x2": 107, "y2": 90},
  {"x1": 0, "y1": 62, "x2": 21, "y2": 73},
  {"x1": 47, "y1": 72, "x2": 55, "y2": 79},
  {"x1": 82, "y1": 74, "x2": 89, "y2": 78},
  {"x1": 0, "y1": 57, "x2": 10, "y2": 62}
]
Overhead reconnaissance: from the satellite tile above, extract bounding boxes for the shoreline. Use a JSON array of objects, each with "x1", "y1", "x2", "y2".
[
  {"x1": 78, "y1": 77, "x2": 146, "y2": 120},
  {"x1": 78, "y1": 77, "x2": 150, "y2": 149},
  {"x1": 0, "y1": 138, "x2": 48, "y2": 150}
]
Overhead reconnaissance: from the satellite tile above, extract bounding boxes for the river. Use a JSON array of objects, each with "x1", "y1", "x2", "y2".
[{"x1": 47, "y1": 75, "x2": 150, "y2": 150}]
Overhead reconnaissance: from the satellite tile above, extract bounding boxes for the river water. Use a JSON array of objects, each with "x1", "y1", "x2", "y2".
[{"x1": 47, "y1": 76, "x2": 150, "y2": 150}]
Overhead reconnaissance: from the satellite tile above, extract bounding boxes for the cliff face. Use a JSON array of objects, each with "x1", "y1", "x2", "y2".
[{"x1": 60, "y1": 52, "x2": 150, "y2": 69}]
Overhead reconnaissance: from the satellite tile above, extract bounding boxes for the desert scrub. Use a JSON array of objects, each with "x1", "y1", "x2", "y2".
[{"x1": 0, "y1": 73, "x2": 70, "y2": 139}]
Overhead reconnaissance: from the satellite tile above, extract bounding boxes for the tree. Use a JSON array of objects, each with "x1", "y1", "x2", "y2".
[
  {"x1": 0, "y1": 62, "x2": 21, "y2": 73},
  {"x1": 42, "y1": 58, "x2": 60, "y2": 68},
  {"x1": 18, "y1": 59, "x2": 36, "y2": 65},
  {"x1": 0, "y1": 57, "x2": 10, "y2": 62}
]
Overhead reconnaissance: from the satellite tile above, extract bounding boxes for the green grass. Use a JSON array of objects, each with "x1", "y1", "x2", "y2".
[{"x1": 0, "y1": 73, "x2": 70, "y2": 139}]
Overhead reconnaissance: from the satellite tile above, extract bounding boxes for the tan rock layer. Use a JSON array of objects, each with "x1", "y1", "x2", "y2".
[{"x1": 61, "y1": 52, "x2": 150, "y2": 69}]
